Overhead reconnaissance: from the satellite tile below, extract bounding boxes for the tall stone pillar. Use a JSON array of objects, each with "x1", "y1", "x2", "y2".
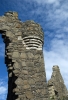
[
  {"x1": 0, "y1": 11, "x2": 48, "y2": 100},
  {"x1": 48, "y1": 65, "x2": 67, "y2": 100}
]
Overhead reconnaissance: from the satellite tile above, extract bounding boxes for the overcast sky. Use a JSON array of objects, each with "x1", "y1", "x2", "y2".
[{"x1": 0, "y1": 0, "x2": 68, "y2": 100}]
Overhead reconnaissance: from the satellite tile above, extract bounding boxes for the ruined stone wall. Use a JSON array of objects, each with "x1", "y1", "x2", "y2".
[
  {"x1": 0, "y1": 11, "x2": 68, "y2": 100},
  {"x1": 0, "y1": 11, "x2": 49, "y2": 100},
  {"x1": 48, "y1": 65, "x2": 68, "y2": 100}
]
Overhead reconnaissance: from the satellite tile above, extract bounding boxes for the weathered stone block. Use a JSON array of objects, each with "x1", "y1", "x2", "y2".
[
  {"x1": 27, "y1": 52, "x2": 34, "y2": 58},
  {"x1": 15, "y1": 78, "x2": 23, "y2": 85},
  {"x1": 20, "y1": 52, "x2": 26, "y2": 58},
  {"x1": 28, "y1": 79, "x2": 35, "y2": 85},
  {"x1": 13, "y1": 69, "x2": 20, "y2": 74},
  {"x1": 25, "y1": 91, "x2": 34, "y2": 99},
  {"x1": 22, "y1": 61, "x2": 26, "y2": 66},
  {"x1": 21, "y1": 70, "x2": 28, "y2": 74},
  {"x1": 13, "y1": 62, "x2": 20, "y2": 69},
  {"x1": 26, "y1": 61, "x2": 34, "y2": 67},
  {"x1": 18, "y1": 36, "x2": 22, "y2": 40},
  {"x1": 23, "y1": 84, "x2": 30, "y2": 89},
  {"x1": 6, "y1": 31, "x2": 14, "y2": 37},
  {"x1": 23, "y1": 80, "x2": 28, "y2": 85},
  {"x1": 13, "y1": 88, "x2": 19, "y2": 92},
  {"x1": 9, "y1": 72, "x2": 12, "y2": 77},
  {"x1": 12, "y1": 51, "x2": 20, "y2": 58}
]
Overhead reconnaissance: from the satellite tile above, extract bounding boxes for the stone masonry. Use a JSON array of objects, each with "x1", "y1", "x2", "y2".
[
  {"x1": 0, "y1": 11, "x2": 49, "y2": 100},
  {"x1": 48, "y1": 65, "x2": 68, "y2": 100},
  {"x1": 0, "y1": 11, "x2": 68, "y2": 100}
]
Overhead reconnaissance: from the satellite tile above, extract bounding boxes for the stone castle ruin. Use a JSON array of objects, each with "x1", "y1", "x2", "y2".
[{"x1": 0, "y1": 11, "x2": 68, "y2": 100}]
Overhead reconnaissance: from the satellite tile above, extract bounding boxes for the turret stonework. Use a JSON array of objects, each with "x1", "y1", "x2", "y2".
[{"x1": 0, "y1": 11, "x2": 49, "y2": 100}]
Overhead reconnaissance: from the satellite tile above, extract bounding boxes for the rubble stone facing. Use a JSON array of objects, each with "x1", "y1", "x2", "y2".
[
  {"x1": 0, "y1": 11, "x2": 48, "y2": 100},
  {"x1": 0, "y1": 11, "x2": 68, "y2": 100}
]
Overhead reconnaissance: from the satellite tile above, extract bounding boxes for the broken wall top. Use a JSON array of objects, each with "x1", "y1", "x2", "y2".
[
  {"x1": 0, "y1": 11, "x2": 44, "y2": 43},
  {"x1": 48, "y1": 65, "x2": 67, "y2": 99}
]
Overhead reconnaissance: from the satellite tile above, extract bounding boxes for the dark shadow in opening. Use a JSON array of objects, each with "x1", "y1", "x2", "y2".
[
  {"x1": 54, "y1": 90, "x2": 58, "y2": 96},
  {"x1": 7, "y1": 71, "x2": 18, "y2": 100}
]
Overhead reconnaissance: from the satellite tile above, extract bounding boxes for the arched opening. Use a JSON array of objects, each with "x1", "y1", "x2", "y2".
[
  {"x1": 0, "y1": 31, "x2": 18, "y2": 100},
  {"x1": 0, "y1": 33, "x2": 8, "y2": 100}
]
